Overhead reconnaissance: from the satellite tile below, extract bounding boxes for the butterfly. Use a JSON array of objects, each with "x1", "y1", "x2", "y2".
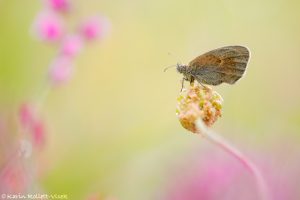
[{"x1": 174, "y1": 46, "x2": 250, "y2": 90}]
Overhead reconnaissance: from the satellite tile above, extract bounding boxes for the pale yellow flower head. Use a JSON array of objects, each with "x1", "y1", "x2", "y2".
[{"x1": 176, "y1": 83, "x2": 223, "y2": 133}]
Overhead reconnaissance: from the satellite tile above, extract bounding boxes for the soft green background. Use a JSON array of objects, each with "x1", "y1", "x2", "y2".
[{"x1": 0, "y1": 0, "x2": 300, "y2": 199}]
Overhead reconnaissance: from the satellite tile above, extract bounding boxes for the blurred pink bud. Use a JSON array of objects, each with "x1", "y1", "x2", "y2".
[
  {"x1": 46, "y1": 0, "x2": 70, "y2": 12},
  {"x1": 19, "y1": 103, "x2": 35, "y2": 128},
  {"x1": 49, "y1": 56, "x2": 73, "y2": 85},
  {"x1": 80, "y1": 16, "x2": 111, "y2": 41},
  {"x1": 61, "y1": 34, "x2": 84, "y2": 57},
  {"x1": 32, "y1": 120, "x2": 45, "y2": 148},
  {"x1": 32, "y1": 11, "x2": 64, "y2": 42},
  {"x1": 0, "y1": 160, "x2": 28, "y2": 193}
]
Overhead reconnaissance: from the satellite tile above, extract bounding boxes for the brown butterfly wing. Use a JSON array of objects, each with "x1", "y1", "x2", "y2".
[{"x1": 188, "y1": 46, "x2": 250, "y2": 85}]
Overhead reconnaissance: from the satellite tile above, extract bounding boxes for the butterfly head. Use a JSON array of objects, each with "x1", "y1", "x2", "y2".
[
  {"x1": 176, "y1": 63, "x2": 188, "y2": 74},
  {"x1": 177, "y1": 63, "x2": 195, "y2": 84}
]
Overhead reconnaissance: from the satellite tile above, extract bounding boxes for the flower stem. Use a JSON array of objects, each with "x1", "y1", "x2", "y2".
[{"x1": 195, "y1": 119, "x2": 270, "y2": 200}]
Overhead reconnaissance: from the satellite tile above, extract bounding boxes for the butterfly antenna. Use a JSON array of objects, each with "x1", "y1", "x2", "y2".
[
  {"x1": 164, "y1": 52, "x2": 183, "y2": 72},
  {"x1": 163, "y1": 64, "x2": 177, "y2": 72}
]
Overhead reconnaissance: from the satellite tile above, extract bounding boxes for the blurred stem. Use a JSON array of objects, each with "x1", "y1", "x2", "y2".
[
  {"x1": 34, "y1": 81, "x2": 52, "y2": 113},
  {"x1": 195, "y1": 119, "x2": 270, "y2": 200}
]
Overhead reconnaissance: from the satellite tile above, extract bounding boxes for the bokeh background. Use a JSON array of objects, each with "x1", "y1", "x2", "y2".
[{"x1": 1, "y1": 0, "x2": 300, "y2": 199}]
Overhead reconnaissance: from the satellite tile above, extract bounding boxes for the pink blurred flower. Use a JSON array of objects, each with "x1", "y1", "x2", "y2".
[
  {"x1": 165, "y1": 156, "x2": 247, "y2": 200},
  {"x1": 80, "y1": 16, "x2": 111, "y2": 41},
  {"x1": 18, "y1": 103, "x2": 46, "y2": 148},
  {"x1": 163, "y1": 151, "x2": 297, "y2": 200},
  {"x1": 32, "y1": 11, "x2": 64, "y2": 42},
  {"x1": 61, "y1": 34, "x2": 84, "y2": 57},
  {"x1": 32, "y1": 120, "x2": 46, "y2": 148},
  {"x1": 49, "y1": 56, "x2": 73, "y2": 85},
  {"x1": 0, "y1": 156, "x2": 28, "y2": 193},
  {"x1": 19, "y1": 103, "x2": 35, "y2": 128},
  {"x1": 46, "y1": 0, "x2": 70, "y2": 13}
]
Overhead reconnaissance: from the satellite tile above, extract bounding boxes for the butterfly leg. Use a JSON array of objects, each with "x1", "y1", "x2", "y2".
[
  {"x1": 189, "y1": 76, "x2": 195, "y2": 87},
  {"x1": 199, "y1": 82, "x2": 210, "y2": 90},
  {"x1": 180, "y1": 78, "x2": 185, "y2": 92}
]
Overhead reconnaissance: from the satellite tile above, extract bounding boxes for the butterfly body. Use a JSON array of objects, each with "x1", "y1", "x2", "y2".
[{"x1": 176, "y1": 46, "x2": 250, "y2": 86}]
